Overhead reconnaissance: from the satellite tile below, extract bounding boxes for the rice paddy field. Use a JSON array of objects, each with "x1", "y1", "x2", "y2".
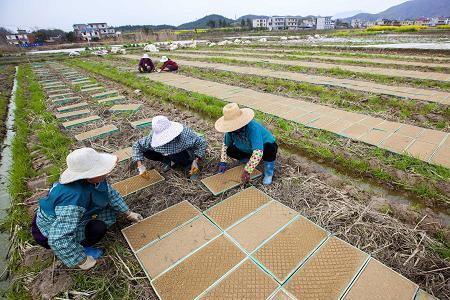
[{"x1": 1, "y1": 34, "x2": 450, "y2": 299}]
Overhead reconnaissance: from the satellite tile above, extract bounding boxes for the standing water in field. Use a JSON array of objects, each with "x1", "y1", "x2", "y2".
[{"x1": 0, "y1": 66, "x2": 18, "y2": 295}]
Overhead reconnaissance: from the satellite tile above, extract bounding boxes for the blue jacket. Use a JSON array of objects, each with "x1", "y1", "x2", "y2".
[
  {"x1": 224, "y1": 120, "x2": 275, "y2": 154},
  {"x1": 37, "y1": 180, "x2": 129, "y2": 267}
]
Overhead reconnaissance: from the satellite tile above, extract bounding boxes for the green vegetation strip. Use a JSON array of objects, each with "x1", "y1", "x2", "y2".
[
  {"x1": 174, "y1": 51, "x2": 450, "y2": 74},
  {"x1": 169, "y1": 54, "x2": 450, "y2": 92},
  {"x1": 68, "y1": 58, "x2": 450, "y2": 207},
  {"x1": 193, "y1": 45, "x2": 450, "y2": 64}
]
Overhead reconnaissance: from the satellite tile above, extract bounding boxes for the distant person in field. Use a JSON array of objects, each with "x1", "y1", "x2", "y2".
[
  {"x1": 215, "y1": 103, "x2": 278, "y2": 185},
  {"x1": 132, "y1": 116, "x2": 207, "y2": 180},
  {"x1": 138, "y1": 53, "x2": 155, "y2": 73},
  {"x1": 31, "y1": 148, "x2": 143, "y2": 270},
  {"x1": 157, "y1": 56, "x2": 178, "y2": 72}
]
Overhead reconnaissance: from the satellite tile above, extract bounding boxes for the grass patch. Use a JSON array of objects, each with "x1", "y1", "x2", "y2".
[{"x1": 68, "y1": 58, "x2": 450, "y2": 207}]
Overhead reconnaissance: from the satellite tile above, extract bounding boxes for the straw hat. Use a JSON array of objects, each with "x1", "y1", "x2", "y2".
[
  {"x1": 142, "y1": 53, "x2": 149, "y2": 59},
  {"x1": 60, "y1": 148, "x2": 117, "y2": 184},
  {"x1": 215, "y1": 103, "x2": 254, "y2": 133},
  {"x1": 151, "y1": 116, "x2": 184, "y2": 148},
  {"x1": 160, "y1": 56, "x2": 169, "y2": 63}
]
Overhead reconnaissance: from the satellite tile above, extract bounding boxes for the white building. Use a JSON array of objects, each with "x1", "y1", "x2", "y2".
[
  {"x1": 268, "y1": 17, "x2": 287, "y2": 31},
  {"x1": 430, "y1": 17, "x2": 450, "y2": 26},
  {"x1": 73, "y1": 22, "x2": 117, "y2": 41},
  {"x1": 316, "y1": 17, "x2": 334, "y2": 30},
  {"x1": 5, "y1": 29, "x2": 31, "y2": 45},
  {"x1": 299, "y1": 18, "x2": 316, "y2": 29},
  {"x1": 252, "y1": 18, "x2": 268, "y2": 29},
  {"x1": 285, "y1": 17, "x2": 300, "y2": 30}
]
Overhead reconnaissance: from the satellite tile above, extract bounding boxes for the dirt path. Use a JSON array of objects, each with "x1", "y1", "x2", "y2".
[
  {"x1": 166, "y1": 52, "x2": 450, "y2": 82},
  {"x1": 124, "y1": 54, "x2": 450, "y2": 105}
]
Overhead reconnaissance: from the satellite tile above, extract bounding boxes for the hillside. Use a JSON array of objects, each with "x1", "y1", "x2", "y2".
[
  {"x1": 178, "y1": 14, "x2": 234, "y2": 29},
  {"x1": 348, "y1": 0, "x2": 450, "y2": 21}
]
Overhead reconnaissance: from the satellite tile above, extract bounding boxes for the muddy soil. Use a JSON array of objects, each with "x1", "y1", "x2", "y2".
[{"x1": 20, "y1": 61, "x2": 450, "y2": 299}]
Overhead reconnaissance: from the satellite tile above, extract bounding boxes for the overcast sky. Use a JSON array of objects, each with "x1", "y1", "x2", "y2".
[{"x1": 0, "y1": 0, "x2": 407, "y2": 31}]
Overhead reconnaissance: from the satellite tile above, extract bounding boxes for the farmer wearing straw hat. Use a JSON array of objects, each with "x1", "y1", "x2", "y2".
[
  {"x1": 132, "y1": 116, "x2": 207, "y2": 180},
  {"x1": 157, "y1": 56, "x2": 178, "y2": 72},
  {"x1": 31, "y1": 148, "x2": 143, "y2": 270},
  {"x1": 215, "y1": 103, "x2": 278, "y2": 185},
  {"x1": 138, "y1": 53, "x2": 155, "y2": 73}
]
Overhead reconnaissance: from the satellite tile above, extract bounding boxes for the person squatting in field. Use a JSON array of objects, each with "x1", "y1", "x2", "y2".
[
  {"x1": 215, "y1": 103, "x2": 278, "y2": 185},
  {"x1": 132, "y1": 115, "x2": 207, "y2": 180},
  {"x1": 31, "y1": 148, "x2": 143, "y2": 270}
]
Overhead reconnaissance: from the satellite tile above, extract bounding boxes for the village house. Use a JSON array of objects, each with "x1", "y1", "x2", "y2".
[
  {"x1": 5, "y1": 29, "x2": 33, "y2": 45},
  {"x1": 73, "y1": 23, "x2": 117, "y2": 41},
  {"x1": 316, "y1": 16, "x2": 335, "y2": 30}
]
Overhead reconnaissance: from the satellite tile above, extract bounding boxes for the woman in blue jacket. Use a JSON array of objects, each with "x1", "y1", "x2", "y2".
[
  {"x1": 31, "y1": 148, "x2": 143, "y2": 270},
  {"x1": 215, "y1": 103, "x2": 278, "y2": 185}
]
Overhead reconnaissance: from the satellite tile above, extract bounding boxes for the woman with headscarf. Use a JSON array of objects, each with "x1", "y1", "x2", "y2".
[
  {"x1": 31, "y1": 148, "x2": 143, "y2": 270},
  {"x1": 215, "y1": 103, "x2": 278, "y2": 185}
]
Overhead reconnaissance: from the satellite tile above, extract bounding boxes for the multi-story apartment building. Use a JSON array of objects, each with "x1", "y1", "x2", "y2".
[
  {"x1": 316, "y1": 17, "x2": 334, "y2": 30},
  {"x1": 430, "y1": 17, "x2": 450, "y2": 26},
  {"x1": 268, "y1": 17, "x2": 288, "y2": 31},
  {"x1": 73, "y1": 22, "x2": 117, "y2": 41},
  {"x1": 252, "y1": 18, "x2": 268, "y2": 29}
]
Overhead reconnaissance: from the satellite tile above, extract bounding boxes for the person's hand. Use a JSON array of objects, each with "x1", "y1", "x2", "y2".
[
  {"x1": 190, "y1": 159, "x2": 200, "y2": 176},
  {"x1": 218, "y1": 162, "x2": 227, "y2": 174},
  {"x1": 241, "y1": 170, "x2": 250, "y2": 184},
  {"x1": 126, "y1": 211, "x2": 143, "y2": 222},
  {"x1": 157, "y1": 69, "x2": 161, "y2": 73},
  {"x1": 78, "y1": 256, "x2": 96, "y2": 270},
  {"x1": 138, "y1": 164, "x2": 146, "y2": 175}
]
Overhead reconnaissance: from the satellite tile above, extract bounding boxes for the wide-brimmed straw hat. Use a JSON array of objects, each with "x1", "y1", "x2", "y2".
[
  {"x1": 151, "y1": 116, "x2": 184, "y2": 148},
  {"x1": 60, "y1": 148, "x2": 117, "y2": 184},
  {"x1": 160, "y1": 56, "x2": 169, "y2": 63},
  {"x1": 142, "y1": 53, "x2": 149, "y2": 59},
  {"x1": 215, "y1": 103, "x2": 254, "y2": 133}
]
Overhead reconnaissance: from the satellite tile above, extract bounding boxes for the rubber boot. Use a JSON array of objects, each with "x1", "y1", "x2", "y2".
[
  {"x1": 263, "y1": 161, "x2": 275, "y2": 185},
  {"x1": 84, "y1": 246, "x2": 103, "y2": 259}
]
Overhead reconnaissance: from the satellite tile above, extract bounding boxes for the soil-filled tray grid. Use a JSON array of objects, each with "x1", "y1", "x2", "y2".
[
  {"x1": 201, "y1": 165, "x2": 262, "y2": 196},
  {"x1": 343, "y1": 258, "x2": 418, "y2": 300},
  {"x1": 54, "y1": 109, "x2": 90, "y2": 120},
  {"x1": 152, "y1": 235, "x2": 246, "y2": 300},
  {"x1": 113, "y1": 147, "x2": 133, "y2": 162},
  {"x1": 284, "y1": 236, "x2": 368, "y2": 300},
  {"x1": 136, "y1": 216, "x2": 221, "y2": 279},
  {"x1": 204, "y1": 186, "x2": 271, "y2": 230},
  {"x1": 122, "y1": 200, "x2": 201, "y2": 252},
  {"x1": 56, "y1": 102, "x2": 89, "y2": 113},
  {"x1": 270, "y1": 289, "x2": 293, "y2": 300},
  {"x1": 109, "y1": 104, "x2": 142, "y2": 112},
  {"x1": 252, "y1": 215, "x2": 329, "y2": 283},
  {"x1": 74, "y1": 124, "x2": 119, "y2": 141},
  {"x1": 112, "y1": 171, "x2": 165, "y2": 197},
  {"x1": 62, "y1": 115, "x2": 101, "y2": 129},
  {"x1": 226, "y1": 201, "x2": 297, "y2": 253},
  {"x1": 201, "y1": 259, "x2": 279, "y2": 299}
]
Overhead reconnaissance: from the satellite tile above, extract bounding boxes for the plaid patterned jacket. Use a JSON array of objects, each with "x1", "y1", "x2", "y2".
[
  {"x1": 132, "y1": 127, "x2": 207, "y2": 162},
  {"x1": 36, "y1": 182, "x2": 129, "y2": 267}
]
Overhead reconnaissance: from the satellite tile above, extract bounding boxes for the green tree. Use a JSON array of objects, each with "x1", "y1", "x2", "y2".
[
  {"x1": 65, "y1": 31, "x2": 76, "y2": 42},
  {"x1": 207, "y1": 20, "x2": 216, "y2": 28},
  {"x1": 241, "y1": 19, "x2": 246, "y2": 27}
]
